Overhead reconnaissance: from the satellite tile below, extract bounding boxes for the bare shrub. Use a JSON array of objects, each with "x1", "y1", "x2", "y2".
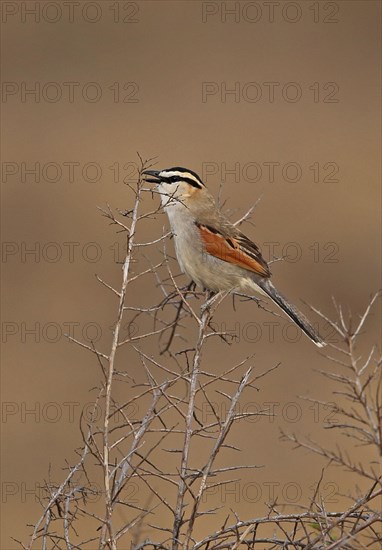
[{"x1": 18, "y1": 159, "x2": 381, "y2": 549}]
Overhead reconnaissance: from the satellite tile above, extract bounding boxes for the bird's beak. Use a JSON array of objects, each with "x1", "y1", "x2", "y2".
[{"x1": 142, "y1": 169, "x2": 161, "y2": 184}]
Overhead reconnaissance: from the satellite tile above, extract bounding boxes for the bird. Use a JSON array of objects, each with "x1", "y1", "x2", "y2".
[{"x1": 143, "y1": 166, "x2": 325, "y2": 347}]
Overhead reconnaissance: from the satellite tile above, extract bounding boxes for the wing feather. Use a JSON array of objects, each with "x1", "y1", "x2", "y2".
[{"x1": 196, "y1": 223, "x2": 270, "y2": 278}]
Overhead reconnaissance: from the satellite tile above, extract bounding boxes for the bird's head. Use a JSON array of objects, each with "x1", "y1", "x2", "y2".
[{"x1": 142, "y1": 166, "x2": 205, "y2": 207}]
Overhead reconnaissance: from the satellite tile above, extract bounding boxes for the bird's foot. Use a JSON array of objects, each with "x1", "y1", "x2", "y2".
[
  {"x1": 200, "y1": 291, "x2": 218, "y2": 315},
  {"x1": 200, "y1": 290, "x2": 228, "y2": 315}
]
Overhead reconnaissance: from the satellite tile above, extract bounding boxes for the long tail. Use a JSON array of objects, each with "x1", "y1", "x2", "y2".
[{"x1": 258, "y1": 279, "x2": 325, "y2": 347}]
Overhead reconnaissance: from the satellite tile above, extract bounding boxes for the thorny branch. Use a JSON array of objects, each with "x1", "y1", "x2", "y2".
[{"x1": 20, "y1": 160, "x2": 381, "y2": 550}]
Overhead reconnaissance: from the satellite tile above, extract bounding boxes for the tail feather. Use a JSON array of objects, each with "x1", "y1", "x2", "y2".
[{"x1": 258, "y1": 280, "x2": 325, "y2": 347}]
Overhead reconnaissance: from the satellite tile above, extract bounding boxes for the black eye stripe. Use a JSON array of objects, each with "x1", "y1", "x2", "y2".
[
  {"x1": 161, "y1": 176, "x2": 202, "y2": 189},
  {"x1": 183, "y1": 177, "x2": 202, "y2": 188},
  {"x1": 167, "y1": 166, "x2": 204, "y2": 186}
]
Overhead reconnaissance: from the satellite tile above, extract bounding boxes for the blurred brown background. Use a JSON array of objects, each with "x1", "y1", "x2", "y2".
[{"x1": 1, "y1": 0, "x2": 381, "y2": 548}]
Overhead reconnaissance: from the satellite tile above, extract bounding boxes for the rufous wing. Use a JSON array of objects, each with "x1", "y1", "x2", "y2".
[{"x1": 196, "y1": 223, "x2": 270, "y2": 278}]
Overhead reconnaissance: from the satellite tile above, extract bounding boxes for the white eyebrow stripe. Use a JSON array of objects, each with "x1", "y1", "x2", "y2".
[{"x1": 159, "y1": 170, "x2": 201, "y2": 185}]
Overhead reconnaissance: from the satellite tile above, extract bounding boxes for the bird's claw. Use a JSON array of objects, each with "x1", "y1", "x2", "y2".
[{"x1": 200, "y1": 291, "x2": 221, "y2": 315}]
